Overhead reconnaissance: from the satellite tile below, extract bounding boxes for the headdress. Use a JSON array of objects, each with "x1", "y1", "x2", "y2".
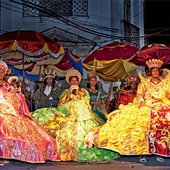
[
  {"x1": 146, "y1": 59, "x2": 163, "y2": 69},
  {"x1": 66, "y1": 69, "x2": 82, "y2": 84},
  {"x1": 87, "y1": 70, "x2": 97, "y2": 80},
  {"x1": 0, "y1": 60, "x2": 8, "y2": 74},
  {"x1": 43, "y1": 65, "x2": 57, "y2": 81},
  {"x1": 127, "y1": 75, "x2": 140, "y2": 85}
]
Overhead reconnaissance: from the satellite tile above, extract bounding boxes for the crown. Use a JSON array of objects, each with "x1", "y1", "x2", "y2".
[
  {"x1": 43, "y1": 65, "x2": 57, "y2": 80},
  {"x1": 87, "y1": 70, "x2": 97, "y2": 80},
  {"x1": 127, "y1": 75, "x2": 139, "y2": 85},
  {"x1": 146, "y1": 59, "x2": 163, "y2": 69}
]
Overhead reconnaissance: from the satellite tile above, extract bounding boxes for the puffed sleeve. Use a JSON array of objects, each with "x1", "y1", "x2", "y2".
[{"x1": 136, "y1": 82, "x2": 146, "y2": 104}]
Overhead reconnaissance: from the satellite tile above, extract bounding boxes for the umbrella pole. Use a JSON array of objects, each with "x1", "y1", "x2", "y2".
[{"x1": 22, "y1": 54, "x2": 25, "y2": 95}]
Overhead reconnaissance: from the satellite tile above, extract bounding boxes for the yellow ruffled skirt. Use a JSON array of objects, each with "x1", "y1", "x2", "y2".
[{"x1": 93, "y1": 103, "x2": 151, "y2": 155}]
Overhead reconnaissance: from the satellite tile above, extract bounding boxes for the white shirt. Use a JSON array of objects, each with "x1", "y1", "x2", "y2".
[{"x1": 44, "y1": 85, "x2": 52, "y2": 96}]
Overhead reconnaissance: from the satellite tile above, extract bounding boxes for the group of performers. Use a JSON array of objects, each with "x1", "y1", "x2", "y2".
[{"x1": 0, "y1": 58, "x2": 170, "y2": 165}]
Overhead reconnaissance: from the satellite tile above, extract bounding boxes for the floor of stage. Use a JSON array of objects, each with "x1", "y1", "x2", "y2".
[{"x1": 1, "y1": 155, "x2": 170, "y2": 170}]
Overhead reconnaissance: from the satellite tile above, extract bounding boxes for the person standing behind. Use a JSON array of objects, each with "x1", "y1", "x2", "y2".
[
  {"x1": 116, "y1": 75, "x2": 140, "y2": 108},
  {"x1": 33, "y1": 66, "x2": 62, "y2": 110}
]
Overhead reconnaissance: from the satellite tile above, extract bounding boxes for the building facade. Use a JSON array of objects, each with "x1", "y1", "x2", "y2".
[{"x1": 0, "y1": 0, "x2": 144, "y2": 57}]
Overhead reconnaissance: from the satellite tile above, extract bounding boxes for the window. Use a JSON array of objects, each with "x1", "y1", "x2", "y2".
[
  {"x1": 23, "y1": 0, "x2": 88, "y2": 17},
  {"x1": 124, "y1": 0, "x2": 131, "y2": 22}
]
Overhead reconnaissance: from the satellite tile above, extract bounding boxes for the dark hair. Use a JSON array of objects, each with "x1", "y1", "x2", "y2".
[
  {"x1": 145, "y1": 67, "x2": 163, "y2": 76},
  {"x1": 86, "y1": 82, "x2": 98, "y2": 90},
  {"x1": 69, "y1": 76, "x2": 79, "y2": 82},
  {"x1": 44, "y1": 77, "x2": 55, "y2": 87}
]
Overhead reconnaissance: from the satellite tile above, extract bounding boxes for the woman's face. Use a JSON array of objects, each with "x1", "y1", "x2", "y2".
[
  {"x1": 69, "y1": 77, "x2": 79, "y2": 86},
  {"x1": 130, "y1": 81, "x2": 137, "y2": 90},
  {"x1": 89, "y1": 77, "x2": 97, "y2": 87},
  {"x1": 45, "y1": 77, "x2": 53, "y2": 86},
  {"x1": 0, "y1": 70, "x2": 6, "y2": 80},
  {"x1": 151, "y1": 68, "x2": 160, "y2": 78}
]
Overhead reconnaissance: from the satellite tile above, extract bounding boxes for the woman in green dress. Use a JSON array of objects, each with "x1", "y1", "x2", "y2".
[{"x1": 86, "y1": 70, "x2": 108, "y2": 124}]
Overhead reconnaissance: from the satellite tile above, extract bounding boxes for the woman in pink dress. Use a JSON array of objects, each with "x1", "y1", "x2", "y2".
[{"x1": 0, "y1": 61, "x2": 60, "y2": 165}]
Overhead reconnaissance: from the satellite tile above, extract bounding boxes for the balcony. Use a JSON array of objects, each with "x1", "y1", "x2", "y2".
[{"x1": 121, "y1": 20, "x2": 140, "y2": 47}]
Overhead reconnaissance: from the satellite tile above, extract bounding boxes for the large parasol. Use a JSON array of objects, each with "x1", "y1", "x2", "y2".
[
  {"x1": 0, "y1": 30, "x2": 65, "y2": 79},
  {"x1": 130, "y1": 43, "x2": 170, "y2": 66},
  {"x1": 83, "y1": 42, "x2": 138, "y2": 82}
]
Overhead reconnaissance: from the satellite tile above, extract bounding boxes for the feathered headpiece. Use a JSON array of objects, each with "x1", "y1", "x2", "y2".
[{"x1": 146, "y1": 59, "x2": 163, "y2": 69}]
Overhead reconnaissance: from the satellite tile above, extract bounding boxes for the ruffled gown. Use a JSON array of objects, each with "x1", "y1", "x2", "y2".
[
  {"x1": 0, "y1": 83, "x2": 60, "y2": 163},
  {"x1": 86, "y1": 70, "x2": 170, "y2": 157},
  {"x1": 33, "y1": 88, "x2": 119, "y2": 161}
]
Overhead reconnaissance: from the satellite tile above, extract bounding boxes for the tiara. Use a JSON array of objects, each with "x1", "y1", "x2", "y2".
[{"x1": 146, "y1": 59, "x2": 163, "y2": 69}]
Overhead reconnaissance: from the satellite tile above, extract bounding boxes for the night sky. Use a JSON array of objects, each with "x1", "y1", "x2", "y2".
[{"x1": 144, "y1": 0, "x2": 170, "y2": 44}]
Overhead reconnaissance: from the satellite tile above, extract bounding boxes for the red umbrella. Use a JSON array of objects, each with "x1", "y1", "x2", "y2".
[
  {"x1": 130, "y1": 43, "x2": 170, "y2": 66},
  {"x1": 84, "y1": 42, "x2": 139, "y2": 63},
  {"x1": 0, "y1": 30, "x2": 65, "y2": 79},
  {"x1": 0, "y1": 30, "x2": 64, "y2": 58},
  {"x1": 83, "y1": 42, "x2": 138, "y2": 81}
]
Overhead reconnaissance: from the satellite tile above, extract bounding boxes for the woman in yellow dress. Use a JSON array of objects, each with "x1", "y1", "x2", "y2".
[
  {"x1": 0, "y1": 61, "x2": 60, "y2": 165},
  {"x1": 85, "y1": 59, "x2": 170, "y2": 161},
  {"x1": 40, "y1": 69, "x2": 119, "y2": 161}
]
